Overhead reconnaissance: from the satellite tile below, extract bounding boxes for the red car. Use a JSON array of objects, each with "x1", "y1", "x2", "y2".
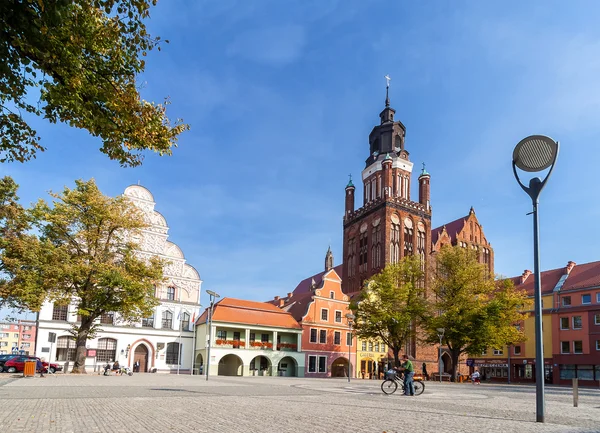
[{"x1": 2, "y1": 356, "x2": 62, "y2": 374}]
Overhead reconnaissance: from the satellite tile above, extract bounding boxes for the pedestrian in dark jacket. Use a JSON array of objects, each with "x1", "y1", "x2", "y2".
[{"x1": 36, "y1": 358, "x2": 45, "y2": 378}]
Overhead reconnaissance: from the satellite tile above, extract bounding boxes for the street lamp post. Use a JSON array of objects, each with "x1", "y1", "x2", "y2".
[
  {"x1": 512, "y1": 135, "x2": 559, "y2": 423},
  {"x1": 437, "y1": 328, "x2": 445, "y2": 383},
  {"x1": 345, "y1": 313, "x2": 355, "y2": 383},
  {"x1": 205, "y1": 290, "x2": 220, "y2": 381}
]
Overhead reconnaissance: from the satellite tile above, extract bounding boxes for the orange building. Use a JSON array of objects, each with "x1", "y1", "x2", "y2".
[{"x1": 271, "y1": 263, "x2": 356, "y2": 378}]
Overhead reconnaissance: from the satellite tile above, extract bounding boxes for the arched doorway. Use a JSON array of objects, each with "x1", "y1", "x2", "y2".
[
  {"x1": 218, "y1": 354, "x2": 243, "y2": 376},
  {"x1": 250, "y1": 355, "x2": 272, "y2": 376},
  {"x1": 441, "y1": 352, "x2": 452, "y2": 375},
  {"x1": 331, "y1": 357, "x2": 350, "y2": 377},
  {"x1": 194, "y1": 353, "x2": 204, "y2": 375},
  {"x1": 133, "y1": 344, "x2": 149, "y2": 373},
  {"x1": 277, "y1": 357, "x2": 297, "y2": 377}
]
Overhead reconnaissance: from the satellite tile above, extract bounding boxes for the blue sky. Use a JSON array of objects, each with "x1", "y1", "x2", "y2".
[{"x1": 3, "y1": 0, "x2": 600, "y2": 316}]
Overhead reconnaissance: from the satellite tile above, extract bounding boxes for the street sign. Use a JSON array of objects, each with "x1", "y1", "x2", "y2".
[{"x1": 48, "y1": 332, "x2": 56, "y2": 343}]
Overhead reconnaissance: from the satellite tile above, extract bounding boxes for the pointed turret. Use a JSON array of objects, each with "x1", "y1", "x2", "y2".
[{"x1": 325, "y1": 246, "x2": 334, "y2": 271}]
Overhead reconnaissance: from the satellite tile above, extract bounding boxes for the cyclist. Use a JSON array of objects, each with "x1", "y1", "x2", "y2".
[{"x1": 395, "y1": 355, "x2": 415, "y2": 396}]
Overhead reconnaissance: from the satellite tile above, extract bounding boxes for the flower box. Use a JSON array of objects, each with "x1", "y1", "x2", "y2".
[
  {"x1": 276, "y1": 343, "x2": 298, "y2": 351},
  {"x1": 215, "y1": 339, "x2": 245, "y2": 348}
]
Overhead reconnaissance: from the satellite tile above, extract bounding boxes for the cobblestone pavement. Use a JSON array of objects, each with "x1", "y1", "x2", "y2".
[{"x1": 0, "y1": 374, "x2": 598, "y2": 433}]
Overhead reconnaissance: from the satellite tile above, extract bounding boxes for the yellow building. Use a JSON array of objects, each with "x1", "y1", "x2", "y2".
[
  {"x1": 473, "y1": 269, "x2": 556, "y2": 382},
  {"x1": 355, "y1": 338, "x2": 388, "y2": 379}
]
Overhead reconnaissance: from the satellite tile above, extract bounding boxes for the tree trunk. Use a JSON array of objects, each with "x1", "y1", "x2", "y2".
[
  {"x1": 392, "y1": 346, "x2": 401, "y2": 367},
  {"x1": 71, "y1": 318, "x2": 93, "y2": 374},
  {"x1": 449, "y1": 348, "x2": 461, "y2": 382}
]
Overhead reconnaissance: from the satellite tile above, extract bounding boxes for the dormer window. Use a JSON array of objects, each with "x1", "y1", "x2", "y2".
[{"x1": 330, "y1": 291, "x2": 334, "y2": 299}]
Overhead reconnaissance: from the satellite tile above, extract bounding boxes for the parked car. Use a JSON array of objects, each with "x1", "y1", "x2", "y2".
[
  {"x1": 2, "y1": 356, "x2": 62, "y2": 374},
  {"x1": 0, "y1": 354, "x2": 18, "y2": 372}
]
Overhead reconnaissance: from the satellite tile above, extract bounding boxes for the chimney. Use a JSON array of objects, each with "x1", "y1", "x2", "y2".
[
  {"x1": 274, "y1": 296, "x2": 280, "y2": 301},
  {"x1": 279, "y1": 299, "x2": 285, "y2": 308},
  {"x1": 566, "y1": 261, "x2": 576, "y2": 274},
  {"x1": 287, "y1": 292, "x2": 293, "y2": 298},
  {"x1": 520, "y1": 270, "x2": 532, "y2": 284}
]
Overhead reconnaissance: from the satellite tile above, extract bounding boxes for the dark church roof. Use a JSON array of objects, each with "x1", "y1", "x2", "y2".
[
  {"x1": 291, "y1": 264, "x2": 343, "y2": 296},
  {"x1": 431, "y1": 215, "x2": 468, "y2": 245}
]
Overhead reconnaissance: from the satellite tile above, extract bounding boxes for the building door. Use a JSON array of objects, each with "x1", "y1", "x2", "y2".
[{"x1": 134, "y1": 345, "x2": 149, "y2": 373}]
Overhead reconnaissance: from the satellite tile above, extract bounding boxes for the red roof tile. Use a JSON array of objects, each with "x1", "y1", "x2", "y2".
[
  {"x1": 197, "y1": 297, "x2": 301, "y2": 329},
  {"x1": 561, "y1": 260, "x2": 600, "y2": 291},
  {"x1": 510, "y1": 267, "x2": 565, "y2": 296}
]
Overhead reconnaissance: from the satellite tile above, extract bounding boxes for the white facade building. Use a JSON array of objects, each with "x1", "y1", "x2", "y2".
[{"x1": 35, "y1": 185, "x2": 202, "y2": 373}]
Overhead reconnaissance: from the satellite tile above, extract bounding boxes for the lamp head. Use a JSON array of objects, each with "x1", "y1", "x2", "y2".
[
  {"x1": 436, "y1": 328, "x2": 445, "y2": 335},
  {"x1": 206, "y1": 290, "x2": 220, "y2": 298},
  {"x1": 513, "y1": 135, "x2": 558, "y2": 172}
]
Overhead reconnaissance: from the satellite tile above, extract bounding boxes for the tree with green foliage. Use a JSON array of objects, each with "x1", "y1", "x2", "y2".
[
  {"x1": 350, "y1": 255, "x2": 429, "y2": 367},
  {"x1": 0, "y1": 0, "x2": 188, "y2": 166},
  {"x1": 425, "y1": 246, "x2": 529, "y2": 381},
  {"x1": 0, "y1": 179, "x2": 165, "y2": 373}
]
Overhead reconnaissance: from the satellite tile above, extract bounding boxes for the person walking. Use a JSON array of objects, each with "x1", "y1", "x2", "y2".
[
  {"x1": 396, "y1": 355, "x2": 415, "y2": 396},
  {"x1": 422, "y1": 362, "x2": 429, "y2": 381}
]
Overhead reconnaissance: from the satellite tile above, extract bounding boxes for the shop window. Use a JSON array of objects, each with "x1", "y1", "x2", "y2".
[
  {"x1": 561, "y1": 341, "x2": 569, "y2": 354},
  {"x1": 573, "y1": 341, "x2": 583, "y2": 354},
  {"x1": 577, "y1": 365, "x2": 594, "y2": 380},
  {"x1": 560, "y1": 317, "x2": 569, "y2": 330},
  {"x1": 559, "y1": 365, "x2": 576, "y2": 380},
  {"x1": 308, "y1": 356, "x2": 317, "y2": 373}
]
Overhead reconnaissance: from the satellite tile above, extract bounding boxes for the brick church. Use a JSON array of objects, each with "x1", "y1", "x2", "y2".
[{"x1": 340, "y1": 86, "x2": 495, "y2": 372}]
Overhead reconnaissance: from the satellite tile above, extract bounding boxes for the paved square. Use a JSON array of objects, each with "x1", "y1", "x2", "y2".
[{"x1": 0, "y1": 374, "x2": 598, "y2": 432}]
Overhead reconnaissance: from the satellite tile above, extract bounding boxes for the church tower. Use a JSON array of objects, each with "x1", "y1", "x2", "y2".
[{"x1": 342, "y1": 82, "x2": 432, "y2": 294}]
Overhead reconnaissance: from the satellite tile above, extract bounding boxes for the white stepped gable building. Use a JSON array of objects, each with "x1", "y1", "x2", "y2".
[{"x1": 35, "y1": 185, "x2": 202, "y2": 373}]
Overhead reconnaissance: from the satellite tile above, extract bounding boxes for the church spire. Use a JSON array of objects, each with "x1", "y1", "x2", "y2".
[
  {"x1": 385, "y1": 74, "x2": 391, "y2": 107},
  {"x1": 325, "y1": 246, "x2": 334, "y2": 271},
  {"x1": 380, "y1": 74, "x2": 396, "y2": 124}
]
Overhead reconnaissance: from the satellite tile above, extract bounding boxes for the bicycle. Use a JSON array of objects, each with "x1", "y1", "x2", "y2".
[{"x1": 381, "y1": 371, "x2": 425, "y2": 396}]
